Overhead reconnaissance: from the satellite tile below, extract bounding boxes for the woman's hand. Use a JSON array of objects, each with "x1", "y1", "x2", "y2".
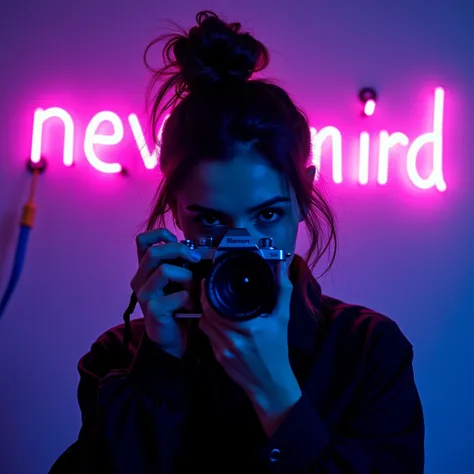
[
  {"x1": 198, "y1": 261, "x2": 302, "y2": 433},
  {"x1": 130, "y1": 228, "x2": 202, "y2": 359}
]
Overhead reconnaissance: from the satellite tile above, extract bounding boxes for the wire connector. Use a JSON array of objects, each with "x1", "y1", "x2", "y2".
[
  {"x1": 21, "y1": 202, "x2": 36, "y2": 228},
  {"x1": 27, "y1": 156, "x2": 47, "y2": 175}
]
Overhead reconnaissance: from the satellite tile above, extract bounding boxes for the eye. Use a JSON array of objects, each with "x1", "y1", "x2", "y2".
[
  {"x1": 195, "y1": 214, "x2": 222, "y2": 227},
  {"x1": 255, "y1": 208, "x2": 284, "y2": 224}
]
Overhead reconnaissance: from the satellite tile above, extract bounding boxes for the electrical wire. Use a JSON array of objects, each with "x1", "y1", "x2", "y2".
[{"x1": 0, "y1": 169, "x2": 39, "y2": 319}]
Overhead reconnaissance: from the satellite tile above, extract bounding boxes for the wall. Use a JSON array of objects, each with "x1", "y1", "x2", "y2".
[{"x1": 0, "y1": 0, "x2": 472, "y2": 472}]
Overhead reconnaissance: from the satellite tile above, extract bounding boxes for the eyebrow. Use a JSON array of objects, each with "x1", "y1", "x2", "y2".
[{"x1": 185, "y1": 195, "x2": 291, "y2": 215}]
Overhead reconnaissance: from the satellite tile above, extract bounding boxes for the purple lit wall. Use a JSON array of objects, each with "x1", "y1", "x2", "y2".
[{"x1": 0, "y1": 1, "x2": 472, "y2": 473}]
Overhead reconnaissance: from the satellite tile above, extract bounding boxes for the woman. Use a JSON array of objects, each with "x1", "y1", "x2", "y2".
[{"x1": 49, "y1": 11, "x2": 424, "y2": 474}]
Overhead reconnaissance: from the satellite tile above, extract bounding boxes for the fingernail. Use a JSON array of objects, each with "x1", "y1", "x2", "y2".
[{"x1": 189, "y1": 251, "x2": 201, "y2": 262}]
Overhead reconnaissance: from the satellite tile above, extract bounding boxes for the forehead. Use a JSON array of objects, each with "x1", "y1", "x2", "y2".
[{"x1": 177, "y1": 152, "x2": 289, "y2": 211}]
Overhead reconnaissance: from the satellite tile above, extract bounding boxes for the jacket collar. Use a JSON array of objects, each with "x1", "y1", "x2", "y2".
[{"x1": 288, "y1": 255, "x2": 322, "y2": 355}]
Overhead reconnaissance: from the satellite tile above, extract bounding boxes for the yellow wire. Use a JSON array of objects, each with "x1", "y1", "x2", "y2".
[{"x1": 21, "y1": 169, "x2": 39, "y2": 228}]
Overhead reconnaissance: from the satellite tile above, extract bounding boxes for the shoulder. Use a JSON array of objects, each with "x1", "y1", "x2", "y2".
[
  {"x1": 319, "y1": 294, "x2": 414, "y2": 361},
  {"x1": 79, "y1": 318, "x2": 146, "y2": 377}
]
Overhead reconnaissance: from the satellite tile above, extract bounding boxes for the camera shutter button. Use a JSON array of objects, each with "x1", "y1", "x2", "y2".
[{"x1": 259, "y1": 237, "x2": 273, "y2": 248}]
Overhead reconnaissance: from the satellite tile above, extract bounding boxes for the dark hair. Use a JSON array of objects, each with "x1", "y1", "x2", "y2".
[{"x1": 142, "y1": 11, "x2": 336, "y2": 317}]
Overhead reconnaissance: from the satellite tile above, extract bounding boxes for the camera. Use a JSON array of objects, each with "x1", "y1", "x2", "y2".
[{"x1": 164, "y1": 228, "x2": 288, "y2": 321}]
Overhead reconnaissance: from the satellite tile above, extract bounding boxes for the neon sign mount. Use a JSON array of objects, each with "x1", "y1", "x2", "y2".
[{"x1": 29, "y1": 87, "x2": 447, "y2": 191}]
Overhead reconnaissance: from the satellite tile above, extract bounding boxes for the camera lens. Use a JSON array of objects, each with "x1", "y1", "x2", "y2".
[{"x1": 205, "y1": 250, "x2": 277, "y2": 321}]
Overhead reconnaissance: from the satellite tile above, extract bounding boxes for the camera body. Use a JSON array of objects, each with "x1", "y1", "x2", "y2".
[{"x1": 166, "y1": 228, "x2": 287, "y2": 321}]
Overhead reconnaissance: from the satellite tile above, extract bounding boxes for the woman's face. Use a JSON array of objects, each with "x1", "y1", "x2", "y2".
[{"x1": 172, "y1": 144, "x2": 306, "y2": 263}]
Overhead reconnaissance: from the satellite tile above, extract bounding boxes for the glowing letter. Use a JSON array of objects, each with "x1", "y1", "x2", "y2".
[
  {"x1": 128, "y1": 113, "x2": 169, "y2": 170},
  {"x1": 406, "y1": 87, "x2": 446, "y2": 191},
  {"x1": 378, "y1": 131, "x2": 409, "y2": 185},
  {"x1": 84, "y1": 111, "x2": 123, "y2": 173},
  {"x1": 364, "y1": 99, "x2": 376, "y2": 117},
  {"x1": 310, "y1": 126, "x2": 343, "y2": 183},
  {"x1": 31, "y1": 107, "x2": 74, "y2": 166},
  {"x1": 358, "y1": 132, "x2": 370, "y2": 185}
]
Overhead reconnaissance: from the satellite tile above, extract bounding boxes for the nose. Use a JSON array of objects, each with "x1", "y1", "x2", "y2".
[
  {"x1": 204, "y1": 222, "x2": 260, "y2": 242},
  {"x1": 230, "y1": 218, "x2": 248, "y2": 230},
  {"x1": 228, "y1": 219, "x2": 267, "y2": 242},
  {"x1": 208, "y1": 220, "x2": 260, "y2": 236}
]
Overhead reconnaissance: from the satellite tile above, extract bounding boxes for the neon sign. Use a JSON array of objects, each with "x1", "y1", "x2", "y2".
[{"x1": 29, "y1": 87, "x2": 447, "y2": 191}]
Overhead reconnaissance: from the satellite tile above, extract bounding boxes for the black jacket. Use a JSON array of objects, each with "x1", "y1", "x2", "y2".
[{"x1": 49, "y1": 258, "x2": 424, "y2": 473}]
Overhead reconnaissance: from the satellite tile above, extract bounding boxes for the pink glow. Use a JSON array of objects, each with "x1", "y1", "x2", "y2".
[
  {"x1": 378, "y1": 131, "x2": 410, "y2": 185},
  {"x1": 29, "y1": 87, "x2": 447, "y2": 191},
  {"x1": 376, "y1": 87, "x2": 446, "y2": 191},
  {"x1": 364, "y1": 99, "x2": 376, "y2": 116},
  {"x1": 310, "y1": 126, "x2": 343, "y2": 183},
  {"x1": 31, "y1": 107, "x2": 75, "y2": 166},
  {"x1": 84, "y1": 111, "x2": 123, "y2": 174},
  {"x1": 358, "y1": 132, "x2": 370, "y2": 185},
  {"x1": 407, "y1": 87, "x2": 446, "y2": 191},
  {"x1": 128, "y1": 113, "x2": 169, "y2": 169}
]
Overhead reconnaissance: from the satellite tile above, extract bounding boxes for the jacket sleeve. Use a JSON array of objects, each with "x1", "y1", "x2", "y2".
[
  {"x1": 258, "y1": 321, "x2": 425, "y2": 474},
  {"x1": 48, "y1": 331, "x2": 192, "y2": 474}
]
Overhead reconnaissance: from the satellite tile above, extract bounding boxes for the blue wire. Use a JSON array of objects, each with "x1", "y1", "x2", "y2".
[{"x1": 0, "y1": 224, "x2": 31, "y2": 319}]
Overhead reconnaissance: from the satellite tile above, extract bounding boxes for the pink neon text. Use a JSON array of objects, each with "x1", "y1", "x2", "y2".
[{"x1": 29, "y1": 87, "x2": 446, "y2": 191}]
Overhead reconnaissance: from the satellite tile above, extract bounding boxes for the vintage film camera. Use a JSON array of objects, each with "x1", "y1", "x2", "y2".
[{"x1": 165, "y1": 228, "x2": 288, "y2": 321}]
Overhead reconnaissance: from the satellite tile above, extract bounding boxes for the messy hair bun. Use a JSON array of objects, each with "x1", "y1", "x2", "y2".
[{"x1": 144, "y1": 11, "x2": 270, "y2": 120}]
